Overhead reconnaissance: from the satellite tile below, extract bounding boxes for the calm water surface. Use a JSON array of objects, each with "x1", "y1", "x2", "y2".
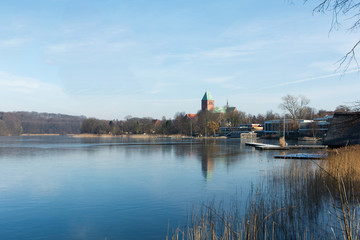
[{"x1": 0, "y1": 136, "x2": 318, "y2": 239}]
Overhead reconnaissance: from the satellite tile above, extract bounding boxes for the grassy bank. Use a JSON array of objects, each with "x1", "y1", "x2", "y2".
[{"x1": 168, "y1": 145, "x2": 360, "y2": 240}]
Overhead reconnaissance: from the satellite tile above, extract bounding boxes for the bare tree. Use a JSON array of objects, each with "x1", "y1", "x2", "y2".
[
  {"x1": 265, "y1": 110, "x2": 281, "y2": 121},
  {"x1": 335, "y1": 104, "x2": 352, "y2": 113},
  {"x1": 279, "y1": 94, "x2": 311, "y2": 120},
  {"x1": 308, "y1": 0, "x2": 360, "y2": 68},
  {"x1": 353, "y1": 101, "x2": 360, "y2": 111}
]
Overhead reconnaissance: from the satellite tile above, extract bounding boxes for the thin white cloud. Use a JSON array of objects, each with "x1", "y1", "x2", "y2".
[
  {"x1": 45, "y1": 24, "x2": 135, "y2": 55},
  {"x1": 154, "y1": 40, "x2": 274, "y2": 64},
  {"x1": 0, "y1": 38, "x2": 31, "y2": 48},
  {"x1": 309, "y1": 61, "x2": 338, "y2": 72},
  {"x1": 199, "y1": 40, "x2": 274, "y2": 60},
  {"x1": 0, "y1": 71, "x2": 54, "y2": 92},
  {"x1": 201, "y1": 45, "x2": 252, "y2": 59},
  {"x1": 46, "y1": 39, "x2": 136, "y2": 54},
  {"x1": 203, "y1": 76, "x2": 231, "y2": 84},
  {"x1": 222, "y1": 83, "x2": 246, "y2": 90},
  {"x1": 0, "y1": 71, "x2": 68, "y2": 106},
  {"x1": 260, "y1": 68, "x2": 359, "y2": 90},
  {"x1": 45, "y1": 41, "x2": 97, "y2": 53}
]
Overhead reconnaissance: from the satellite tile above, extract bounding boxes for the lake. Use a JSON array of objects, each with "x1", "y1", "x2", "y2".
[{"x1": 0, "y1": 136, "x2": 328, "y2": 239}]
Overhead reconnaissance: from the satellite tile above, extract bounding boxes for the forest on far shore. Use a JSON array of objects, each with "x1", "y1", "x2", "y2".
[
  {"x1": 0, "y1": 106, "x2": 340, "y2": 137},
  {"x1": 0, "y1": 111, "x2": 85, "y2": 136},
  {"x1": 2, "y1": 92, "x2": 356, "y2": 137}
]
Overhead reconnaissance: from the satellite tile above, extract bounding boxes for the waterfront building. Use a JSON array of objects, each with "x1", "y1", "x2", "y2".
[
  {"x1": 263, "y1": 119, "x2": 302, "y2": 137},
  {"x1": 298, "y1": 115, "x2": 332, "y2": 138}
]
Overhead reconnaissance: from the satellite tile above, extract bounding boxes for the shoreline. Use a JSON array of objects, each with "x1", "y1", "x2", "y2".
[
  {"x1": 15, "y1": 133, "x2": 227, "y2": 139},
  {"x1": 71, "y1": 134, "x2": 228, "y2": 139},
  {"x1": 20, "y1": 134, "x2": 61, "y2": 136},
  {"x1": 71, "y1": 133, "x2": 193, "y2": 139}
]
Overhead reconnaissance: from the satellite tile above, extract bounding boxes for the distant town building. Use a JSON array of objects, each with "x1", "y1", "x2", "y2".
[
  {"x1": 263, "y1": 119, "x2": 302, "y2": 137},
  {"x1": 263, "y1": 116, "x2": 333, "y2": 139},
  {"x1": 219, "y1": 124, "x2": 262, "y2": 138},
  {"x1": 298, "y1": 115, "x2": 332, "y2": 138},
  {"x1": 185, "y1": 114, "x2": 197, "y2": 120}
]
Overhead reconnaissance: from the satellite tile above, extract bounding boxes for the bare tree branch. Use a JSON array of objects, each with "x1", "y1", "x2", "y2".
[
  {"x1": 338, "y1": 39, "x2": 360, "y2": 71},
  {"x1": 307, "y1": 0, "x2": 360, "y2": 70}
]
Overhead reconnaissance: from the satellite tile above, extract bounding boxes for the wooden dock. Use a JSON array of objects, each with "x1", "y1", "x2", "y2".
[
  {"x1": 245, "y1": 142, "x2": 327, "y2": 150},
  {"x1": 274, "y1": 153, "x2": 327, "y2": 159}
]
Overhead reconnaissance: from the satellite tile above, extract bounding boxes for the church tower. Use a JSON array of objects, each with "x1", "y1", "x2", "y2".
[{"x1": 201, "y1": 91, "x2": 215, "y2": 111}]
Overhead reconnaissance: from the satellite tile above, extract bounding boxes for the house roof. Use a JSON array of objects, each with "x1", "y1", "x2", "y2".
[
  {"x1": 185, "y1": 114, "x2": 197, "y2": 120},
  {"x1": 202, "y1": 91, "x2": 214, "y2": 101},
  {"x1": 210, "y1": 106, "x2": 237, "y2": 114},
  {"x1": 212, "y1": 107, "x2": 226, "y2": 113},
  {"x1": 226, "y1": 107, "x2": 237, "y2": 113}
]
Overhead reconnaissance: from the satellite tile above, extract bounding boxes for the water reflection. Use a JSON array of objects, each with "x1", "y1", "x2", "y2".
[
  {"x1": 0, "y1": 136, "x2": 332, "y2": 240},
  {"x1": 200, "y1": 143, "x2": 216, "y2": 180}
]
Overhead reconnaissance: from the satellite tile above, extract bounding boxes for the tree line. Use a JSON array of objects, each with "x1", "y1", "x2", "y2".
[
  {"x1": 81, "y1": 110, "x2": 266, "y2": 136},
  {"x1": 0, "y1": 111, "x2": 85, "y2": 136},
  {"x1": 0, "y1": 95, "x2": 355, "y2": 136},
  {"x1": 81, "y1": 94, "x2": 355, "y2": 136},
  {"x1": 80, "y1": 109, "x2": 326, "y2": 137}
]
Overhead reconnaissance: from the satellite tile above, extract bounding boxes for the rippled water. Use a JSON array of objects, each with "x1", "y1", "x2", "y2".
[{"x1": 0, "y1": 136, "x2": 320, "y2": 239}]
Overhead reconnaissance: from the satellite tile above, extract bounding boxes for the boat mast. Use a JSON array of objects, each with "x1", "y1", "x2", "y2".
[{"x1": 283, "y1": 115, "x2": 285, "y2": 140}]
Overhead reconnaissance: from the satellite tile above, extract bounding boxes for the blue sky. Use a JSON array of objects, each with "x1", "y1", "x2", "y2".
[{"x1": 0, "y1": 0, "x2": 359, "y2": 120}]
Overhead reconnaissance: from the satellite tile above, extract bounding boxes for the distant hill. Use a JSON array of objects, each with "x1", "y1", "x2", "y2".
[{"x1": 0, "y1": 111, "x2": 86, "y2": 136}]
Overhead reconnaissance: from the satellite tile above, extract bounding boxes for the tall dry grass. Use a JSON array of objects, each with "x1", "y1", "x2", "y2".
[
  {"x1": 168, "y1": 145, "x2": 360, "y2": 240},
  {"x1": 319, "y1": 145, "x2": 360, "y2": 240},
  {"x1": 322, "y1": 145, "x2": 360, "y2": 184}
]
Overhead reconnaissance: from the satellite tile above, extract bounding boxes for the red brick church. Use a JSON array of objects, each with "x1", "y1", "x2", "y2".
[
  {"x1": 201, "y1": 91, "x2": 215, "y2": 111},
  {"x1": 185, "y1": 91, "x2": 237, "y2": 120}
]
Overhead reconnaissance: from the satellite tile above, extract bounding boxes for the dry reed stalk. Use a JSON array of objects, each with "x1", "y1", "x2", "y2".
[
  {"x1": 318, "y1": 145, "x2": 360, "y2": 240},
  {"x1": 279, "y1": 137, "x2": 286, "y2": 147},
  {"x1": 321, "y1": 145, "x2": 360, "y2": 191}
]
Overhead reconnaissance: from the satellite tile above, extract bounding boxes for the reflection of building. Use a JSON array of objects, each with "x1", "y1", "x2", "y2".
[
  {"x1": 201, "y1": 153, "x2": 215, "y2": 180},
  {"x1": 199, "y1": 144, "x2": 216, "y2": 181}
]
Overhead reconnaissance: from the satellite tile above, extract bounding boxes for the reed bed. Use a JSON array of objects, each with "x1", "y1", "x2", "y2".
[
  {"x1": 321, "y1": 145, "x2": 360, "y2": 240},
  {"x1": 168, "y1": 145, "x2": 360, "y2": 240},
  {"x1": 322, "y1": 145, "x2": 360, "y2": 185}
]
